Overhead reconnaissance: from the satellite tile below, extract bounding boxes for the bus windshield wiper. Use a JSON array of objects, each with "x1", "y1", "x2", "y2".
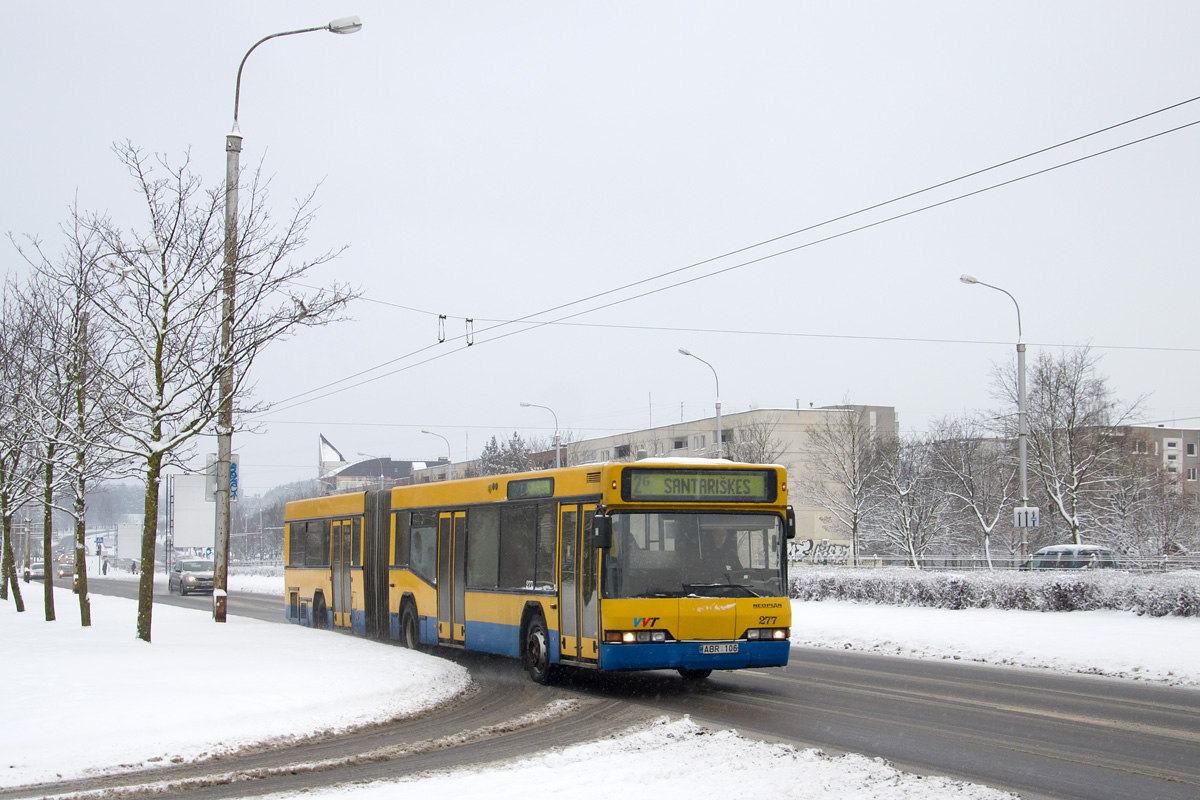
[{"x1": 683, "y1": 583, "x2": 762, "y2": 598}]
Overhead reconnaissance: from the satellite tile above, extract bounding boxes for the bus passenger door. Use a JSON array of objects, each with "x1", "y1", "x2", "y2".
[
  {"x1": 437, "y1": 511, "x2": 467, "y2": 643},
  {"x1": 558, "y1": 504, "x2": 598, "y2": 662},
  {"x1": 331, "y1": 519, "x2": 353, "y2": 628}
]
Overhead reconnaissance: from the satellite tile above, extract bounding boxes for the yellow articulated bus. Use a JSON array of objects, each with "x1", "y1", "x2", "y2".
[{"x1": 284, "y1": 460, "x2": 795, "y2": 683}]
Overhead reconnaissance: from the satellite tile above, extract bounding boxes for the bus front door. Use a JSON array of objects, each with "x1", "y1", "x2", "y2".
[
  {"x1": 331, "y1": 519, "x2": 353, "y2": 628},
  {"x1": 436, "y1": 511, "x2": 467, "y2": 644},
  {"x1": 558, "y1": 504, "x2": 598, "y2": 663}
]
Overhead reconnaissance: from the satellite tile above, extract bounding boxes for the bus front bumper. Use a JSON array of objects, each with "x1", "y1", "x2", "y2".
[{"x1": 598, "y1": 639, "x2": 789, "y2": 672}]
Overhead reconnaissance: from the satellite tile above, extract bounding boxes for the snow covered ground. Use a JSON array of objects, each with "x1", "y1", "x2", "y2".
[{"x1": 2, "y1": 578, "x2": 1196, "y2": 798}]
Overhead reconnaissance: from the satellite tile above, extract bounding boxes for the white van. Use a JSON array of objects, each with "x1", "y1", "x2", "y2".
[{"x1": 1022, "y1": 545, "x2": 1119, "y2": 570}]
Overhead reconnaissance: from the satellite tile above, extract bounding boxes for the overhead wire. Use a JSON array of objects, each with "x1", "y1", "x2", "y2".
[{"x1": 262, "y1": 97, "x2": 1200, "y2": 416}]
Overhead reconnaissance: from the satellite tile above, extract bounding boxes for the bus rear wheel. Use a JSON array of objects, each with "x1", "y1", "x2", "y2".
[
  {"x1": 400, "y1": 603, "x2": 420, "y2": 649},
  {"x1": 523, "y1": 614, "x2": 556, "y2": 685},
  {"x1": 678, "y1": 668, "x2": 712, "y2": 681}
]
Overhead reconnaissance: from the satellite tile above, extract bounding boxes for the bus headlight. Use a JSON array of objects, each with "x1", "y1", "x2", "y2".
[
  {"x1": 604, "y1": 630, "x2": 669, "y2": 644},
  {"x1": 745, "y1": 628, "x2": 789, "y2": 640}
]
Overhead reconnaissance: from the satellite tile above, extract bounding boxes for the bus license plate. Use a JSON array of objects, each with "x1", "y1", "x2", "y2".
[{"x1": 701, "y1": 643, "x2": 739, "y2": 655}]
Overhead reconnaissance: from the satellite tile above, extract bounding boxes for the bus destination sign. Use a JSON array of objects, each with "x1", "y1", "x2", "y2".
[{"x1": 623, "y1": 468, "x2": 775, "y2": 503}]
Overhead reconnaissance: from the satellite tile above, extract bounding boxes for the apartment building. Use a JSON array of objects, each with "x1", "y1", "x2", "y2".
[{"x1": 1116, "y1": 425, "x2": 1200, "y2": 496}]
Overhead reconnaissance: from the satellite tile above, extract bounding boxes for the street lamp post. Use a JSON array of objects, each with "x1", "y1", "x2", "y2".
[
  {"x1": 960, "y1": 274, "x2": 1037, "y2": 560},
  {"x1": 678, "y1": 348, "x2": 722, "y2": 458},
  {"x1": 214, "y1": 16, "x2": 362, "y2": 622},
  {"x1": 357, "y1": 453, "x2": 386, "y2": 491},
  {"x1": 421, "y1": 430, "x2": 453, "y2": 480},
  {"x1": 520, "y1": 403, "x2": 560, "y2": 468}
]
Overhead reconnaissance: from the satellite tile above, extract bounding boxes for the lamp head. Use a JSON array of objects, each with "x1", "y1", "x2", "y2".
[
  {"x1": 327, "y1": 16, "x2": 363, "y2": 34},
  {"x1": 959, "y1": 274, "x2": 979, "y2": 285},
  {"x1": 421, "y1": 429, "x2": 432, "y2": 435},
  {"x1": 678, "y1": 347, "x2": 692, "y2": 356},
  {"x1": 520, "y1": 402, "x2": 531, "y2": 408}
]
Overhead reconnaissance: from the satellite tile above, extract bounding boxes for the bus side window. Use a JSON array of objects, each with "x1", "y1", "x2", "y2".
[
  {"x1": 499, "y1": 505, "x2": 536, "y2": 590},
  {"x1": 288, "y1": 521, "x2": 306, "y2": 566},
  {"x1": 393, "y1": 511, "x2": 410, "y2": 567},
  {"x1": 535, "y1": 505, "x2": 556, "y2": 590},
  {"x1": 410, "y1": 510, "x2": 439, "y2": 584}
]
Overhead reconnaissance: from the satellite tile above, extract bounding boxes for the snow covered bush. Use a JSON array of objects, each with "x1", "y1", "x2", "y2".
[{"x1": 789, "y1": 567, "x2": 1200, "y2": 617}]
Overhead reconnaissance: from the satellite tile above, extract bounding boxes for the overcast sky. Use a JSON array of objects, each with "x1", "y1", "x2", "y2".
[{"x1": 4, "y1": 2, "x2": 1199, "y2": 494}]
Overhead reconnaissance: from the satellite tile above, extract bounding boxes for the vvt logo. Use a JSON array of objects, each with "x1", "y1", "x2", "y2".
[{"x1": 634, "y1": 617, "x2": 660, "y2": 628}]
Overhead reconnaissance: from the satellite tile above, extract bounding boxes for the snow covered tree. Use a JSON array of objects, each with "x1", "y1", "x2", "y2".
[
  {"x1": 86, "y1": 142, "x2": 355, "y2": 642},
  {"x1": 795, "y1": 402, "x2": 888, "y2": 566},
  {"x1": 0, "y1": 280, "x2": 40, "y2": 614},
  {"x1": 723, "y1": 413, "x2": 788, "y2": 465},
  {"x1": 866, "y1": 434, "x2": 952, "y2": 567},
  {"x1": 12, "y1": 206, "x2": 138, "y2": 627},
  {"x1": 926, "y1": 415, "x2": 1016, "y2": 569},
  {"x1": 479, "y1": 433, "x2": 534, "y2": 475},
  {"x1": 992, "y1": 347, "x2": 1141, "y2": 546}
]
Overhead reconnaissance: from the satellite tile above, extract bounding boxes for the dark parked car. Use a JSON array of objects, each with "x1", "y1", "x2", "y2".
[
  {"x1": 169, "y1": 559, "x2": 215, "y2": 596},
  {"x1": 1021, "y1": 545, "x2": 1119, "y2": 570}
]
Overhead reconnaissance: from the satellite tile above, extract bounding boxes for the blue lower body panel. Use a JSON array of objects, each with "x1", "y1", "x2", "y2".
[
  {"x1": 599, "y1": 640, "x2": 789, "y2": 672},
  {"x1": 465, "y1": 620, "x2": 522, "y2": 658}
]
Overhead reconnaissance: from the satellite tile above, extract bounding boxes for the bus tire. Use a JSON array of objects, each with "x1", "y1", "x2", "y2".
[
  {"x1": 523, "y1": 613, "x2": 556, "y2": 685},
  {"x1": 678, "y1": 668, "x2": 712, "y2": 681},
  {"x1": 400, "y1": 603, "x2": 421, "y2": 650}
]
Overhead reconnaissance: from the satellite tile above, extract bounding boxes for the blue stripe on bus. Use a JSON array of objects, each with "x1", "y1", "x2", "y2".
[{"x1": 598, "y1": 640, "x2": 789, "y2": 672}]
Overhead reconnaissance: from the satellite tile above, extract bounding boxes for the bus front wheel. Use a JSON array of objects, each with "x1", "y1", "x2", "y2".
[
  {"x1": 523, "y1": 614, "x2": 556, "y2": 685},
  {"x1": 678, "y1": 668, "x2": 712, "y2": 681}
]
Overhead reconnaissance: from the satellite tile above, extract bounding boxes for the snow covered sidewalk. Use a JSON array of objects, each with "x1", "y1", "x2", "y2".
[{"x1": 791, "y1": 599, "x2": 1200, "y2": 686}]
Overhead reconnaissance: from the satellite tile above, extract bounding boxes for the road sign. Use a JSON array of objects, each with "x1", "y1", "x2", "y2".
[{"x1": 1014, "y1": 506, "x2": 1040, "y2": 528}]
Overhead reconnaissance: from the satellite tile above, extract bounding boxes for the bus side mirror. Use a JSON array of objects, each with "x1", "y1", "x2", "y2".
[
  {"x1": 594, "y1": 514, "x2": 613, "y2": 549},
  {"x1": 786, "y1": 506, "x2": 796, "y2": 540}
]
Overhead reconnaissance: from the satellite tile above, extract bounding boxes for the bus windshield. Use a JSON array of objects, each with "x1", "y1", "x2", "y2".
[{"x1": 603, "y1": 512, "x2": 785, "y2": 599}]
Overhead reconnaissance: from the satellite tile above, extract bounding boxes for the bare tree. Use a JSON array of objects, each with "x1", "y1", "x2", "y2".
[
  {"x1": 867, "y1": 434, "x2": 952, "y2": 567},
  {"x1": 0, "y1": 280, "x2": 41, "y2": 613},
  {"x1": 926, "y1": 415, "x2": 1016, "y2": 569},
  {"x1": 527, "y1": 429, "x2": 582, "y2": 469},
  {"x1": 12, "y1": 206, "x2": 138, "y2": 626},
  {"x1": 23, "y1": 273, "x2": 77, "y2": 622},
  {"x1": 84, "y1": 142, "x2": 355, "y2": 642},
  {"x1": 723, "y1": 413, "x2": 788, "y2": 465},
  {"x1": 795, "y1": 402, "x2": 887, "y2": 565},
  {"x1": 1091, "y1": 443, "x2": 1200, "y2": 561},
  {"x1": 992, "y1": 347, "x2": 1142, "y2": 545}
]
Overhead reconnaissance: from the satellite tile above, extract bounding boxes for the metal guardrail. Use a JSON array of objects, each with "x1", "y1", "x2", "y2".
[{"x1": 793, "y1": 555, "x2": 1200, "y2": 573}]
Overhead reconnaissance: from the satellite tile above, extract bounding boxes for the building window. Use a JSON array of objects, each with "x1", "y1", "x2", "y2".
[
  {"x1": 693, "y1": 435, "x2": 706, "y2": 451},
  {"x1": 1189, "y1": 443, "x2": 1197, "y2": 457},
  {"x1": 615, "y1": 444, "x2": 631, "y2": 459},
  {"x1": 1188, "y1": 468, "x2": 1198, "y2": 482},
  {"x1": 1132, "y1": 441, "x2": 1148, "y2": 454},
  {"x1": 673, "y1": 439, "x2": 686, "y2": 451}
]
